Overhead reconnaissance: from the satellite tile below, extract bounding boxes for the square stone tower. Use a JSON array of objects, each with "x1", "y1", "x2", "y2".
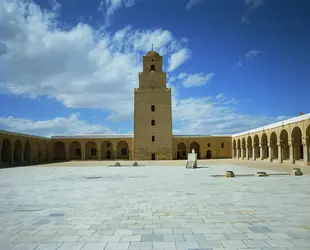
[{"x1": 134, "y1": 50, "x2": 173, "y2": 160}]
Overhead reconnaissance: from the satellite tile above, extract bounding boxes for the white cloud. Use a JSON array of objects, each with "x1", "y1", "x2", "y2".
[
  {"x1": 245, "y1": 50, "x2": 260, "y2": 60},
  {"x1": 172, "y1": 96, "x2": 289, "y2": 135},
  {"x1": 186, "y1": 0, "x2": 204, "y2": 11},
  {"x1": 177, "y1": 72, "x2": 214, "y2": 88},
  {"x1": 0, "y1": 0, "x2": 190, "y2": 122},
  {"x1": 242, "y1": 0, "x2": 264, "y2": 23},
  {"x1": 98, "y1": 0, "x2": 136, "y2": 25},
  {"x1": 0, "y1": 113, "x2": 114, "y2": 137},
  {"x1": 167, "y1": 48, "x2": 191, "y2": 72},
  {"x1": 237, "y1": 49, "x2": 260, "y2": 67}
]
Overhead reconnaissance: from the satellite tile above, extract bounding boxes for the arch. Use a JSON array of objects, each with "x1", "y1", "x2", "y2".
[
  {"x1": 253, "y1": 135, "x2": 260, "y2": 158},
  {"x1": 291, "y1": 126, "x2": 303, "y2": 161},
  {"x1": 69, "y1": 141, "x2": 82, "y2": 160},
  {"x1": 101, "y1": 140, "x2": 114, "y2": 160},
  {"x1": 241, "y1": 138, "x2": 246, "y2": 159},
  {"x1": 237, "y1": 139, "x2": 241, "y2": 158},
  {"x1": 1, "y1": 138, "x2": 11, "y2": 165},
  {"x1": 54, "y1": 141, "x2": 66, "y2": 161},
  {"x1": 232, "y1": 139, "x2": 236, "y2": 158},
  {"x1": 306, "y1": 124, "x2": 310, "y2": 164},
  {"x1": 206, "y1": 150, "x2": 212, "y2": 159},
  {"x1": 280, "y1": 129, "x2": 289, "y2": 160},
  {"x1": 41, "y1": 142, "x2": 48, "y2": 162},
  {"x1": 37, "y1": 141, "x2": 42, "y2": 163},
  {"x1": 14, "y1": 139, "x2": 22, "y2": 164},
  {"x1": 85, "y1": 141, "x2": 97, "y2": 160},
  {"x1": 261, "y1": 133, "x2": 269, "y2": 159},
  {"x1": 190, "y1": 141, "x2": 200, "y2": 159},
  {"x1": 270, "y1": 132, "x2": 278, "y2": 160},
  {"x1": 117, "y1": 141, "x2": 129, "y2": 159},
  {"x1": 247, "y1": 136, "x2": 252, "y2": 159},
  {"x1": 177, "y1": 142, "x2": 187, "y2": 160},
  {"x1": 24, "y1": 140, "x2": 31, "y2": 164}
]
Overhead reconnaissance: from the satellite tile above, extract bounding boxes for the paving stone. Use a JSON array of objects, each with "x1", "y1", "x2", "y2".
[
  {"x1": 105, "y1": 242, "x2": 130, "y2": 250},
  {"x1": 33, "y1": 243, "x2": 64, "y2": 249},
  {"x1": 242, "y1": 239, "x2": 272, "y2": 248},
  {"x1": 248, "y1": 227, "x2": 273, "y2": 233},
  {"x1": 175, "y1": 241, "x2": 200, "y2": 250},
  {"x1": 153, "y1": 242, "x2": 176, "y2": 250},
  {"x1": 265, "y1": 239, "x2": 295, "y2": 247},
  {"x1": 120, "y1": 235, "x2": 142, "y2": 242},
  {"x1": 245, "y1": 233, "x2": 271, "y2": 239},
  {"x1": 81, "y1": 242, "x2": 108, "y2": 250},
  {"x1": 12, "y1": 243, "x2": 39, "y2": 250},
  {"x1": 141, "y1": 235, "x2": 163, "y2": 242},
  {"x1": 57, "y1": 242, "x2": 86, "y2": 250},
  {"x1": 220, "y1": 240, "x2": 247, "y2": 248},
  {"x1": 129, "y1": 242, "x2": 152, "y2": 250}
]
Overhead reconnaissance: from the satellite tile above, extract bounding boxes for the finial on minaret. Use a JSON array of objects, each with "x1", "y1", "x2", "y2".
[{"x1": 151, "y1": 44, "x2": 153, "y2": 51}]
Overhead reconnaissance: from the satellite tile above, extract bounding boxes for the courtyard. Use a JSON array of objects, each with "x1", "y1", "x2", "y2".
[{"x1": 0, "y1": 160, "x2": 310, "y2": 250}]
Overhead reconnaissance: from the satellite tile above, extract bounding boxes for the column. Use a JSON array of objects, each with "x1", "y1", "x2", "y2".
[
  {"x1": 260, "y1": 144, "x2": 264, "y2": 160},
  {"x1": 97, "y1": 149, "x2": 101, "y2": 161},
  {"x1": 278, "y1": 142, "x2": 283, "y2": 163},
  {"x1": 246, "y1": 145, "x2": 249, "y2": 160},
  {"x1": 252, "y1": 146, "x2": 256, "y2": 161},
  {"x1": 237, "y1": 148, "x2": 239, "y2": 159},
  {"x1": 232, "y1": 148, "x2": 235, "y2": 159},
  {"x1": 268, "y1": 143, "x2": 272, "y2": 162},
  {"x1": 289, "y1": 141, "x2": 295, "y2": 164},
  {"x1": 241, "y1": 147, "x2": 244, "y2": 159},
  {"x1": 303, "y1": 140, "x2": 308, "y2": 166},
  {"x1": 81, "y1": 151, "x2": 85, "y2": 161},
  {"x1": 11, "y1": 148, "x2": 14, "y2": 165},
  {"x1": 65, "y1": 150, "x2": 69, "y2": 161},
  {"x1": 0, "y1": 141, "x2": 2, "y2": 164}
]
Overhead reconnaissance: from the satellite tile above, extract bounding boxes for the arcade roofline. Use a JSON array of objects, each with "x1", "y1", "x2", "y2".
[{"x1": 232, "y1": 113, "x2": 310, "y2": 137}]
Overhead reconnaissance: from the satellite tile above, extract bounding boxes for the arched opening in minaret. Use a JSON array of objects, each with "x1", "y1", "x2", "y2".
[{"x1": 150, "y1": 65, "x2": 155, "y2": 72}]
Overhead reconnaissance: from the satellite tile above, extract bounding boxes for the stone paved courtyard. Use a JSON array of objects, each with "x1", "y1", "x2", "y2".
[{"x1": 0, "y1": 163, "x2": 310, "y2": 250}]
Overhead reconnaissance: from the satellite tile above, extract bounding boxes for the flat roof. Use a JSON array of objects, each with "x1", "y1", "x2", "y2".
[
  {"x1": 50, "y1": 134, "x2": 134, "y2": 139},
  {"x1": 0, "y1": 130, "x2": 47, "y2": 139},
  {"x1": 232, "y1": 113, "x2": 310, "y2": 137}
]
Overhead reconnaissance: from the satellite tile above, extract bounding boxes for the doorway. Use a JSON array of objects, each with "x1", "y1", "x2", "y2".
[
  {"x1": 151, "y1": 153, "x2": 156, "y2": 160},
  {"x1": 206, "y1": 150, "x2": 212, "y2": 159},
  {"x1": 106, "y1": 150, "x2": 111, "y2": 159}
]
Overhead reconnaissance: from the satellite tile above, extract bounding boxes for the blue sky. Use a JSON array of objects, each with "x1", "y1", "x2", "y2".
[{"x1": 0, "y1": 0, "x2": 309, "y2": 136}]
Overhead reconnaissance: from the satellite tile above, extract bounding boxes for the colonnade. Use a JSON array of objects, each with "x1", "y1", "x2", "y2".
[{"x1": 232, "y1": 123, "x2": 310, "y2": 166}]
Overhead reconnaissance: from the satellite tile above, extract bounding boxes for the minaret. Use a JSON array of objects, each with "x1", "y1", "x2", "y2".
[{"x1": 133, "y1": 49, "x2": 173, "y2": 160}]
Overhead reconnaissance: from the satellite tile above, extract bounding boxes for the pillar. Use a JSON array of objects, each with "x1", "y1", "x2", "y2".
[
  {"x1": 65, "y1": 150, "x2": 69, "y2": 161},
  {"x1": 289, "y1": 141, "x2": 295, "y2": 164},
  {"x1": 97, "y1": 149, "x2": 101, "y2": 161},
  {"x1": 252, "y1": 146, "x2": 256, "y2": 161},
  {"x1": 268, "y1": 143, "x2": 272, "y2": 162},
  {"x1": 232, "y1": 148, "x2": 235, "y2": 159},
  {"x1": 303, "y1": 140, "x2": 308, "y2": 166},
  {"x1": 237, "y1": 148, "x2": 239, "y2": 159},
  {"x1": 241, "y1": 147, "x2": 244, "y2": 159},
  {"x1": 81, "y1": 151, "x2": 85, "y2": 161},
  {"x1": 246, "y1": 145, "x2": 249, "y2": 160},
  {"x1": 0, "y1": 139, "x2": 2, "y2": 164},
  {"x1": 260, "y1": 144, "x2": 264, "y2": 160},
  {"x1": 278, "y1": 142, "x2": 283, "y2": 163},
  {"x1": 10, "y1": 148, "x2": 14, "y2": 165}
]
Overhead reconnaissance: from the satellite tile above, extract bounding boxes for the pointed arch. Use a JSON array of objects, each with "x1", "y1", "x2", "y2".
[
  {"x1": 117, "y1": 141, "x2": 129, "y2": 159},
  {"x1": 253, "y1": 134, "x2": 260, "y2": 158},
  {"x1": 85, "y1": 141, "x2": 97, "y2": 160},
  {"x1": 280, "y1": 129, "x2": 289, "y2": 160},
  {"x1": 101, "y1": 140, "x2": 113, "y2": 160},
  {"x1": 237, "y1": 138, "x2": 241, "y2": 158},
  {"x1": 177, "y1": 142, "x2": 186, "y2": 160},
  {"x1": 261, "y1": 133, "x2": 268, "y2": 159},
  {"x1": 1, "y1": 138, "x2": 11, "y2": 165},
  {"x1": 14, "y1": 139, "x2": 22, "y2": 164},
  {"x1": 247, "y1": 136, "x2": 252, "y2": 159},
  {"x1": 69, "y1": 141, "x2": 82, "y2": 160},
  {"x1": 270, "y1": 132, "x2": 278, "y2": 160},
  {"x1": 190, "y1": 141, "x2": 200, "y2": 159},
  {"x1": 24, "y1": 140, "x2": 31, "y2": 164},
  {"x1": 54, "y1": 141, "x2": 66, "y2": 161},
  {"x1": 232, "y1": 139, "x2": 236, "y2": 158},
  {"x1": 291, "y1": 126, "x2": 303, "y2": 161}
]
